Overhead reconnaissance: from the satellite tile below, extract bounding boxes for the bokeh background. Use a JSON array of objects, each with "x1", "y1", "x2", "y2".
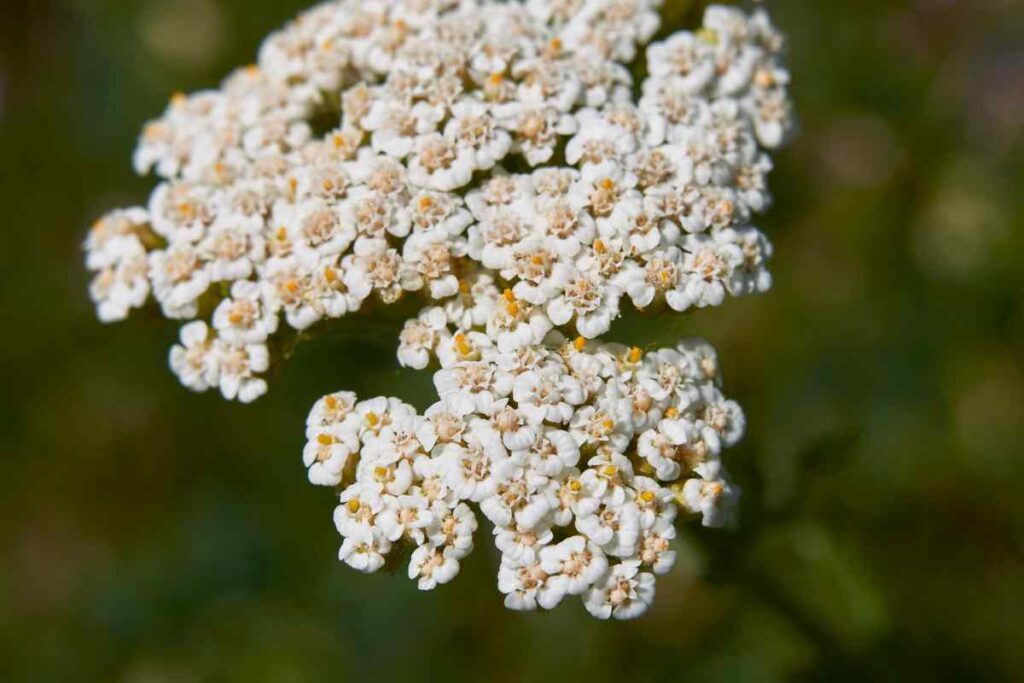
[{"x1": 2, "y1": 0, "x2": 1023, "y2": 679}]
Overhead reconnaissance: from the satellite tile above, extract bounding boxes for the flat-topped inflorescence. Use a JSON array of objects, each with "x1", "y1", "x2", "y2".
[{"x1": 84, "y1": 0, "x2": 794, "y2": 619}]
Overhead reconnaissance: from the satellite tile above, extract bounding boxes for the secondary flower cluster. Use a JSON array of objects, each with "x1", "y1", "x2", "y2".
[
  {"x1": 84, "y1": 0, "x2": 792, "y2": 404},
  {"x1": 305, "y1": 331, "x2": 740, "y2": 618},
  {"x1": 84, "y1": 0, "x2": 795, "y2": 619}
]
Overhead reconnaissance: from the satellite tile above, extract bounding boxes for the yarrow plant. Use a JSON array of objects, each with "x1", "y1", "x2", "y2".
[{"x1": 85, "y1": 0, "x2": 794, "y2": 619}]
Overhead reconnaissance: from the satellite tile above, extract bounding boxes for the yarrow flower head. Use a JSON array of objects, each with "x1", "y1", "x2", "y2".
[{"x1": 85, "y1": 0, "x2": 795, "y2": 619}]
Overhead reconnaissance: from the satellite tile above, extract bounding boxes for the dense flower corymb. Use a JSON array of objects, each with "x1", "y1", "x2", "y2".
[
  {"x1": 308, "y1": 333, "x2": 742, "y2": 617},
  {"x1": 86, "y1": 0, "x2": 794, "y2": 619}
]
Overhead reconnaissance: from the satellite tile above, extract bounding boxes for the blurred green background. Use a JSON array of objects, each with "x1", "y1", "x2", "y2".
[{"x1": 2, "y1": 0, "x2": 1023, "y2": 680}]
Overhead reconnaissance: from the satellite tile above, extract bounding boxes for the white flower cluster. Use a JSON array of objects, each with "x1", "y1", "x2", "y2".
[
  {"x1": 306, "y1": 331, "x2": 741, "y2": 618},
  {"x1": 83, "y1": 0, "x2": 795, "y2": 618},
  {"x1": 83, "y1": 0, "x2": 792, "y2": 403}
]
